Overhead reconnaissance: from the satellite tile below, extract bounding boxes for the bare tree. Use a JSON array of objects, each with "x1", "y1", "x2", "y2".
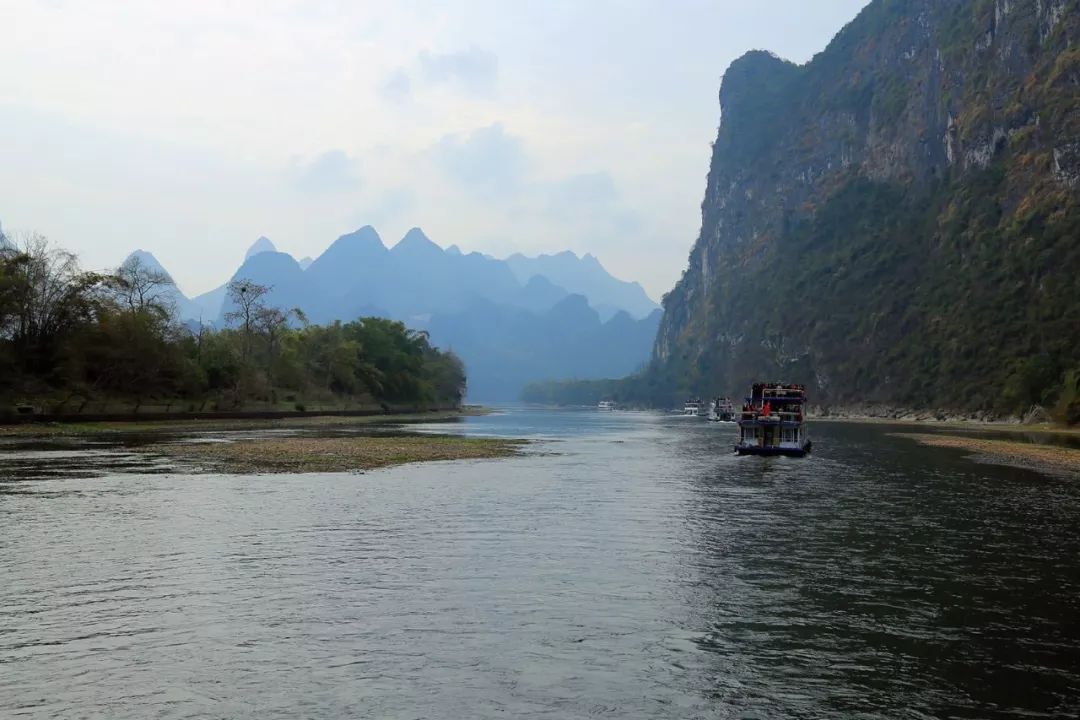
[
  {"x1": 108, "y1": 255, "x2": 177, "y2": 320},
  {"x1": 4, "y1": 231, "x2": 105, "y2": 351},
  {"x1": 225, "y1": 279, "x2": 271, "y2": 363}
]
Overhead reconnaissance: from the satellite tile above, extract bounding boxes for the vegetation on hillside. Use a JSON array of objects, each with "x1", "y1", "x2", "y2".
[
  {"x1": 645, "y1": 0, "x2": 1080, "y2": 424},
  {"x1": 0, "y1": 233, "x2": 466, "y2": 416}
]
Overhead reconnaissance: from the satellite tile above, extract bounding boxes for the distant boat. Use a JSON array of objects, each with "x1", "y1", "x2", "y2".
[
  {"x1": 681, "y1": 399, "x2": 703, "y2": 417},
  {"x1": 708, "y1": 397, "x2": 737, "y2": 423},
  {"x1": 597, "y1": 400, "x2": 616, "y2": 411},
  {"x1": 734, "y1": 382, "x2": 812, "y2": 457}
]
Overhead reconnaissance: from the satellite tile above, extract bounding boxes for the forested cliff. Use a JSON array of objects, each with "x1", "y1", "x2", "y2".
[{"x1": 648, "y1": 0, "x2": 1079, "y2": 418}]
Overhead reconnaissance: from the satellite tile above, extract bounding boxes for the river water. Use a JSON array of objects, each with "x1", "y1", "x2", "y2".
[{"x1": 1, "y1": 408, "x2": 1078, "y2": 718}]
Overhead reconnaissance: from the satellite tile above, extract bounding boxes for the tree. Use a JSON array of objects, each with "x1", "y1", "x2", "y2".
[
  {"x1": 255, "y1": 305, "x2": 303, "y2": 386},
  {"x1": 1, "y1": 234, "x2": 469, "y2": 412},
  {"x1": 108, "y1": 255, "x2": 176, "y2": 320},
  {"x1": 0, "y1": 245, "x2": 25, "y2": 386},
  {"x1": 426, "y1": 349, "x2": 467, "y2": 406},
  {"x1": 224, "y1": 279, "x2": 270, "y2": 364},
  {"x1": 2, "y1": 232, "x2": 107, "y2": 375},
  {"x1": 0, "y1": 245, "x2": 25, "y2": 338}
]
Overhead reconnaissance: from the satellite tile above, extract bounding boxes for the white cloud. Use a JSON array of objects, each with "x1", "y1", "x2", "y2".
[
  {"x1": 291, "y1": 150, "x2": 361, "y2": 194},
  {"x1": 381, "y1": 46, "x2": 498, "y2": 105},
  {"x1": 379, "y1": 68, "x2": 413, "y2": 103},
  {"x1": 431, "y1": 123, "x2": 527, "y2": 198},
  {"x1": 361, "y1": 188, "x2": 417, "y2": 231},
  {"x1": 418, "y1": 47, "x2": 498, "y2": 97},
  {"x1": 548, "y1": 172, "x2": 619, "y2": 213}
]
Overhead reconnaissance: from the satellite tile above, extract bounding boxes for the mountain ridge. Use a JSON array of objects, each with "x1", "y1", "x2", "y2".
[
  {"x1": 118, "y1": 226, "x2": 660, "y2": 399},
  {"x1": 505, "y1": 250, "x2": 658, "y2": 321}
]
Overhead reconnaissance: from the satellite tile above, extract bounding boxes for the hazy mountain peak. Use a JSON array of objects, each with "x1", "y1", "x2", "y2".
[
  {"x1": 328, "y1": 225, "x2": 385, "y2": 253},
  {"x1": 238, "y1": 249, "x2": 302, "y2": 272},
  {"x1": 304, "y1": 225, "x2": 391, "y2": 306},
  {"x1": 554, "y1": 292, "x2": 590, "y2": 310},
  {"x1": 446, "y1": 245, "x2": 462, "y2": 256},
  {"x1": 504, "y1": 249, "x2": 659, "y2": 319},
  {"x1": 580, "y1": 252, "x2": 607, "y2": 273},
  {"x1": 547, "y1": 292, "x2": 601, "y2": 326},
  {"x1": 403, "y1": 226, "x2": 431, "y2": 241},
  {"x1": 298, "y1": 256, "x2": 314, "y2": 270},
  {"x1": 393, "y1": 227, "x2": 441, "y2": 254},
  {"x1": 117, "y1": 247, "x2": 207, "y2": 320},
  {"x1": 524, "y1": 274, "x2": 561, "y2": 290},
  {"x1": 220, "y1": 250, "x2": 316, "y2": 324},
  {"x1": 245, "y1": 236, "x2": 277, "y2": 260},
  {"x1": 123, "y1": 249, "x2": 174, "y2": 280}
]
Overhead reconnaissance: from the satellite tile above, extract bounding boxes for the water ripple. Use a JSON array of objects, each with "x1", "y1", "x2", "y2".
[{"x1": 0, "y1": 411, "x2": 1078, "y2": 718}]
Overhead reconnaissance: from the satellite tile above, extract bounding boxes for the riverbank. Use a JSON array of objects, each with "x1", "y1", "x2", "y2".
[
  {"x1": 146, "y1": 434, "x2": 525, "y2": 474},
  {"x1": 893, "y1": 433, "x2": 1080, "y2": 475},
  {"x1": 813, "y1": 413, "x2": 1080, "y2": 437},
  {"x1": 0, "y1": 407, "x2": 489, "y2": 437}
]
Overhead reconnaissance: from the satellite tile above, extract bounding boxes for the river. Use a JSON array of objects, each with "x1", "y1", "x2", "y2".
[{"x1": 1, "y1": 408, "x2": 1078, "y2": 718}]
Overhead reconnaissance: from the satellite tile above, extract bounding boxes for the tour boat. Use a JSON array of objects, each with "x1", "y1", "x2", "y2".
[
  {"x1": 735, "y1": 382, "x2": 812, "y2": 457},
  {"x1": 708, "y1": 397, "x2": 737, "y2": 423},
  {"x1": 682, "y1": 399, "x2": 703, "y2": 416},
  {"x1": 597, "y1": 400, "x2": 616, "y2": 411}
]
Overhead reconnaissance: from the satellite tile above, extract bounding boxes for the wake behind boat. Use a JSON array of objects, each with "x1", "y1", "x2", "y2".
[{"x1": 735, "y1": 382, "x2": 812, "y2": 457}]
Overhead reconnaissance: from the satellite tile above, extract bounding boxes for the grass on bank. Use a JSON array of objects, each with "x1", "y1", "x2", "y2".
[{"x1": 146, "y1": 434, "x2": 525, "y2": 474}]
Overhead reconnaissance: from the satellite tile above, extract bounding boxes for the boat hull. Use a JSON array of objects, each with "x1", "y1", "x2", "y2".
[{"x1": 735, "y1": 442, "x2": 812, "y2": 458}]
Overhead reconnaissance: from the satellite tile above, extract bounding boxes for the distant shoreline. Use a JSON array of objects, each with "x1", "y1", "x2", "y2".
[{"x1": 0, "y1": 407, "x2": 488, "y2": 436}]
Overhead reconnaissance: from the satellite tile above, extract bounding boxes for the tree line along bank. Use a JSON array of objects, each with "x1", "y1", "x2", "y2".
[{"x1": 0, "y1": 232, "x2": 466, "y2": 418}]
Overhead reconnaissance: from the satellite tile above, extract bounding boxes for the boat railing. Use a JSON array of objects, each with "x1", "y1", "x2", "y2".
[{"x1": 739, "y1": 409, "x2": 805, "y2": 422}]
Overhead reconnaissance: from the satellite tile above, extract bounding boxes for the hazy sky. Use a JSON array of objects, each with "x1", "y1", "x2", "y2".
[{"x1": 0, "y1": 0, "x2": 870, "y2": 299}]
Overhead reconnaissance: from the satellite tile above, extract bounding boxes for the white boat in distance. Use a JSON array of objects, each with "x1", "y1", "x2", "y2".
[
  {"x1": 597, "y1": 400, "x2": 616, "y2": 411},
  {"x1": 681, "y1": 399, "x2": 703, "y2": 417},
  {"x1": 708, "y1": 397, "x2": 737, "y2": 423}
]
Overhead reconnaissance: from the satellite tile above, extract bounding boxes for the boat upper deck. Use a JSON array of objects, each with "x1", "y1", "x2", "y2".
[{"x1": 739, "y1": 383, "x2": 808, "y2": 425}]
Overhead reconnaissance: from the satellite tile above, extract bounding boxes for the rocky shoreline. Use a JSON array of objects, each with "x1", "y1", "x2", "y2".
[{"x1": 893, "y1": 433, "x2": 1080, "y2": 476}]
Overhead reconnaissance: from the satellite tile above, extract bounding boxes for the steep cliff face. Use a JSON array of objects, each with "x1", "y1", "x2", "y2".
[{"x1": 653, "y1": 0, "x2": 1079, "y2": 415}]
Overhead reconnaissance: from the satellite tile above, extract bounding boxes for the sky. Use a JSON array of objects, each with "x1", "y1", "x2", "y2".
[{"x1": 0, "y1": 0, "x2": 871, "y2": 300}]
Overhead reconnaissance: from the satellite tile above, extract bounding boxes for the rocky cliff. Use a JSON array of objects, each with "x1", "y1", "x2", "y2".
[{"x1": 651, "y1": 0, "x2": 1079, "y2": 417}]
